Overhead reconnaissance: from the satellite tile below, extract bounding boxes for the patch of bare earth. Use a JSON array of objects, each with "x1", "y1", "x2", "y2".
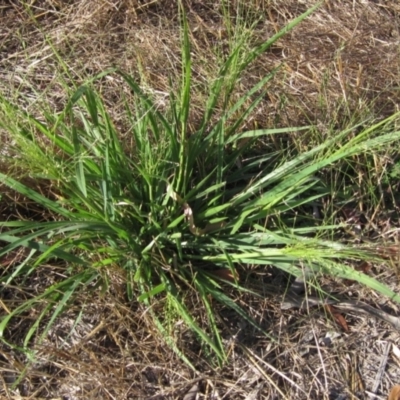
[{"x1": 1, "y1": 0, "x2": 400, "y2": 399}]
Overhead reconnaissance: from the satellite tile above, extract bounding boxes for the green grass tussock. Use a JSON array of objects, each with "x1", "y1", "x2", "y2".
[{"x1": 1, "y1": 2, "x2": 400, "y2": 369}]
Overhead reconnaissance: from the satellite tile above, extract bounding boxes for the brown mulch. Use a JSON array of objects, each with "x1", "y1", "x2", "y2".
[{"x1": 1, "y1": 0, "x2": 400, "y2": 399}]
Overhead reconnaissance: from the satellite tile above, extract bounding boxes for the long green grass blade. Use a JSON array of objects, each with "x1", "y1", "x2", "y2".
[{"x1": 0, "y1": 173, "x2": 73, "y2": 218}]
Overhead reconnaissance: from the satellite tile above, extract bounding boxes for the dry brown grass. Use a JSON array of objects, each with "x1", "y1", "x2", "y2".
[{"x1": 1, "y1": 0, "x2": 400, "y2": 399}]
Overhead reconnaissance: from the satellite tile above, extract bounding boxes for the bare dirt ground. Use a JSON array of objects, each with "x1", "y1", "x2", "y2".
[{"x1": 1, "y1": 1, "x2": 400, "y2": 399}]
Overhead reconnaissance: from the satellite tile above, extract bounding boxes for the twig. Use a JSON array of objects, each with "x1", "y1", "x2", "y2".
[{"x1": 371, "y1": 341, "x2": 390, "y2": 394}]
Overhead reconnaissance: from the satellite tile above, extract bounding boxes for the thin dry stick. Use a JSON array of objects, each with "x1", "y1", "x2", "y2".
[
  {"x1": 281, "y1": 292, "x2": 400, "y2": 331},
  {"x1": 371, "y1": 341, "x2": 390, "y2": 394}
]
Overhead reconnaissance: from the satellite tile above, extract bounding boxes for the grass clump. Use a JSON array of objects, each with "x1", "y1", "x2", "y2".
[{"x1": 1, "y1": 2, "x2": 400, "y2": 369}]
